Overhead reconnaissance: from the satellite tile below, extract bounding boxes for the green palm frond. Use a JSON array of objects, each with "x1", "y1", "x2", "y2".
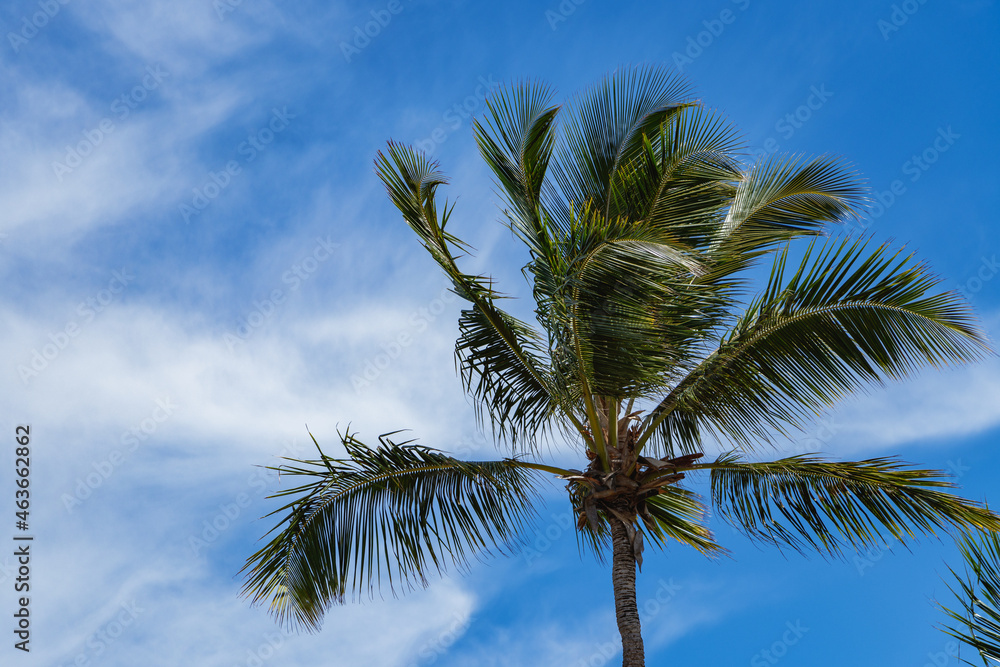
[
  {"x1": 375, "y1": 143, "x2": 582, "y2": 447},
  {"x1": 640, "y1": 236, "x2": 991, "y2": 455},
  {"x1": 941, "y1": 530, "x2": 1000, "y2": 664},
  {"x1": 713, "y1": 154, "x2": 868, "y2": 256},
  {"x1": 611, "y1": 105, "x2": 743, "y2": 247},
  {"x1": 552, "y1": 64, "x2": 694, "y2": 222},
  {"x1": 552, "y1": 203, "x2": 718, "y2": 397},
  {"x1": 702, "y1": 454, "x2": 1000, "y2": 556},
  {"x1": 456, "y1": 305, "x2": 563, "y2": 450},
  {"x1": 473, "y1": 80, "x2": 562, "y2": 257},
  {"x1": 641, "y1": 485, "x2": 722, "y2": 556},
  {"x1": 567, "y1": 485, "x2": 611, "y2": 561},
  {"x1": 374, "y1": 141, "x2": 459, "y2": 269},
  {"x1": 646, "y1": 405, "x2": 704, "y2": 458},
  {"x1": 240, "y1": 430, "x2": 547, "y2": 631}
]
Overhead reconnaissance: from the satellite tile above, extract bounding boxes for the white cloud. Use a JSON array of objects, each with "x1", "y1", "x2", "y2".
[
  {"x1": 0, "y1": 276, "x2": 484, "y2": 667},
  {"x1": 34, "y1": 525, "x2": 476, "y2": 667},
  {"x1": 4, "y1": 295, "x2": 473, "y2": 458},
  {"x1": 70, "y1": 0, "x2": 276, "y2": 74},
  {"x1": 0, "y1": 0, "x2": 305, "y2": 251},
  {"x1": 779, "y1": 358, "x2": 1000, "y2": 458}
]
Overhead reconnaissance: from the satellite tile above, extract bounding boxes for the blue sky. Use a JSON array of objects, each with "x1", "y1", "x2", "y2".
[{"x1": 1, "y1": 0, "x2": 999, "y2": 665}]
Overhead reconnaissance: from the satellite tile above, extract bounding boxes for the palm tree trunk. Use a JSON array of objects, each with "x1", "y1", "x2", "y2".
[{"x1": 610, "y1": 516, "x2": 645, "y2": 666}]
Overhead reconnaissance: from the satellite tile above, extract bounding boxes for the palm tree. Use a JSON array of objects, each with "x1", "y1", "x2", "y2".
[
  {"x1": 941, "y1": 530, "x2": 1000, "y2": 664},
  {"x1": 240, "y1": 65, "x2": 1000, "y2": 666}
]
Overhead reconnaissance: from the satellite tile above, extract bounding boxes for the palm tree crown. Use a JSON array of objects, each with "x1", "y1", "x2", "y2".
[{"x1": 241, "y1": 65, "x2": 999, "y2": 667}]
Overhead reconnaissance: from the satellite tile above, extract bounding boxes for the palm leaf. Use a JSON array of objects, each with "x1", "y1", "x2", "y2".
[
  {"x1": 713, "y1": 154, "x2": 867, "y2": 257},
  {"x1": 551, "y1": 64, "x2": 694, "y2": 222},
  {"x1": 374, "y1": 141, "x2": 459, "y2": 269},
  {"x1": 702, "y1": 453, "x2": 1000, "y2": 556},
  {"x1": 611, "y1": 104, "x2": 743, "y2": 247},
  {"x1": 375, "y1": 143, "x2": 582, "y2": 447},
  {"x1": 473, "y1": 80, "x2": 562, "y2": 258},
  {"x1": 456, "y1": 305, "x2": 562, "y2": 450},
  {"x1": 239, "y1": 430, "x2": 546, "y2": 631},
  {"x1": 641, "y1": 484, "x2": 723, "y2": 556},
  {"x1": 555, "y1": 203, "x2": 716, "y2": 397},
  {"x1": 640, "y1": 236, "x2": 991, "y2": 455},
  {"x1": 941, "y1": 530, "x2": 1000, "y2": 664}
]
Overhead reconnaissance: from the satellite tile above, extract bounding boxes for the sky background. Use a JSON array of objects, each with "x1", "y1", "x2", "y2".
[{"x1": 1, "y1": 0, "x2": 999, "y2": 665}]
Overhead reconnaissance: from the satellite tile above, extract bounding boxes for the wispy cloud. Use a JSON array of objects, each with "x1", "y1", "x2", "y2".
[{"x1": 813, "y1": 356, "x2": 1000, "y2": 456}]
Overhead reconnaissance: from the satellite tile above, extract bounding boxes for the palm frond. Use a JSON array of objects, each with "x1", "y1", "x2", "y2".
[
  {"x1": 456, "y1": 305, "x2": 563, "y2": 451},
  {"x1": 539, "y1": 201, "x2": 722, "y2": 398},
  {"x1": 240, "y1": 430, "x2": 546, "y2": 631},
  {"x1": 645, "y1": 406, "x2": 704, "y2": 458},
  {"x1": 551, "y1": 64, "x2": 694, "y2": 221},
  {"x1": 640, "y1": 236, "x2": 991, "y2": 455},
  {"x1": 941, "y1": 530, "x2": 1000, "y2": 664},
  {"x1": 473, "y1": 80, "x2": 562, "y2": 257},
  {"x1": 702, "y1": 453, "x2": 1000, "y2": 556},
  {"x1": 711, "y1": 154, "x2": 867, "y2": 263},
  {"x1": 611, "y1": 105, "x2": 743, "y2": 247},
  {"x1": 641, "y1": 485, "x2": 722, "y2": 556},
  {"x1": 374, "y1": 141, "x2": 460, "y2": 269},
  {"x1": 375, "y1": 143, "x2": 581, "y2": 446}
]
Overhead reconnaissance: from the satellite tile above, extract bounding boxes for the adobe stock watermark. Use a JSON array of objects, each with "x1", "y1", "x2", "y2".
[
  {"x1": 944, "y1": 458, "x2": 971, "y2": 481},
  {"x1": 214, "y1": 0, "x2": 244, "y2": 21},
  {"x1": 17, "y1": 267, "x2": 133, "y2": 385},
  {"x1": 7, "y1": 0, "x2": 71, "y2": 53},
  {"x1": 956, "y1": 255, "x2": 998, "y2": 303},
  {"x1": 577, "y1": 578, "x2": 683, "y2": 666},
  {"x1": 850, "y1": 126, "x2": 960, "y2": 232},
  {"x1": 854, "y1": 535, "x2": 914, "y2": 577},
  {"x1": 340, "y1": 0, "x2": 409, "y2": 63},
  {"x1": 232, "y1": 626, "x2": 296, "y2": 667},
  {"x1": 450, "y1": 428, "x2": 493, "y2": 459},
  {"x1": 671, "y1": 0, "x2": 751, "y2": 73},
  {"x1": 51, "y1": 65, "x2": 169, "y2": 182},
  {"x1": 223, "y1": 236, "x2": 339, "y2": 351},
  {"x1": 60, "y1": 397, "x2": 180, "y2": 512},
  {"x1": 188, "y1": 440, "x2": 307, "y2": 556},
  {"x1": 350, "y1": 285, "x2": 456, "y2": 392},
  {"x1": 916, "y1": 640, "x2": 960, "y2": 667},
  {"x1": 749, "y1": 620, "x2": 809, "y2": 666},
  {"x1": 522, "y1": 510, "x2": 575, "y2": 566},
  {"x1": 52, "y1": 599, "x2": 144, "y2": 667},
  {"x1": 855, "y1": 458, "x2": 969, "y2": 576},
  {"x1": 785, "y1": 414, "x2": 840, "y2": 455},
  {"x1": 403, "y1": 613, "x2": 471, "y2": 667},
  {"x1": 877, "y1": 0, "x2": 929, "y2": 40},
  {"x1": 749, "y1": 85, "x2": 834, "y2": 160},
  {"x1": 179, "y1": 106, "x2": 295, "y2": 224},
  {"x1": 414, "y1": 75, "x2": 498, "y2": 156},
  {"x1": 853, "y1": 532, "x2": 900, "y2": 575},
  {"x1": 545, "y1": 0, "x2": 586, "y2": 30}
]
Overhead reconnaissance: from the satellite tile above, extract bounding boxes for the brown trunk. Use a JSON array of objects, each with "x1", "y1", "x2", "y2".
[{"x1": 610, "y1": 516, "x2": 645, "y2": 666}]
